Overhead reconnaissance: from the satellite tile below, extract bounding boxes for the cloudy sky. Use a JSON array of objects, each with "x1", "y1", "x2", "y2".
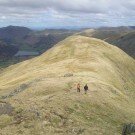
[{"x1": 0, "y1": 0, "x2": 135, "y2": 28}]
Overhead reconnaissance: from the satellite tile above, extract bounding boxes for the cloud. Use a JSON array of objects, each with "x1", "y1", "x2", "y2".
[{"x1": 0, "y1": 0, "x2": 134, "y2": 28}]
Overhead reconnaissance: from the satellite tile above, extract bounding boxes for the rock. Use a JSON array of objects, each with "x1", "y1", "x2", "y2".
[
  {"x1": 122, "y1": 123, "x2": 135, "y2": 135},
  {"x1": 64, "y1": 73, "x2": 73, "y2": 77},
  {"x1": 42, "y1": 121, "x2": 49, "y2": 126},
  {"x1": 0, "y1": 102, "x2": 14, "y2": 115}
]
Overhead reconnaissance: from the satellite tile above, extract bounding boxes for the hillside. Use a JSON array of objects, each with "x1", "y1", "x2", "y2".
[
  {"x1": 109, "y1": 32, "x2": 135, "y2": 58},
  {"x1": 0, "y1": 40, "x2": 19, "y2": 68},
  {"x1": 0, "y1": 36, "x2": 135, "y2": 135},
  {"x1": 0, "y1": 41, "x2": 18, "y2": 59}
]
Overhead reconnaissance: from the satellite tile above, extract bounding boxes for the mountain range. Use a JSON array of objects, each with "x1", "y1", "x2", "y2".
[
  {"x1": 0, "y1": 26, "x2": 77, "y2": 53},
  {"x1": 0, "y1": 26, "x2": 134, "y2": 68}
]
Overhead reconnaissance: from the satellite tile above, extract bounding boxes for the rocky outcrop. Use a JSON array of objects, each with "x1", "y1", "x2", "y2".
[
  {"x1": 122, "y1": 123, "x2": 135, "y2": 135},
  {"x1": 0, "y1": 101, "x2": 14, "y2": 115}
]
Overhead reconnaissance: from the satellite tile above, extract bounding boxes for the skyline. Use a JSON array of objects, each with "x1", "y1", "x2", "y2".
[{"x1": 0, "y1": 0, "x2": 135, "y2": 29}]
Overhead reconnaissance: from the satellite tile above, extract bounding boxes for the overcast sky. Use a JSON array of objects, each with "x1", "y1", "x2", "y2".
[{"x1": 0, "y1": 0, "x2": 135, "y2": 28}]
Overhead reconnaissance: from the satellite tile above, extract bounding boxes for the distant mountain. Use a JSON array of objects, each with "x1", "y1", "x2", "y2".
[
  {"x1": 0, "y1": 26, "x2": 32, "y2": 44},
  {"x1": 78, "y1": 27, "x2": 135, "y2": 58},
  {"x1": 109, "y1": 31, "x2": 135, "y2": 58},
  {"x1": 22, "y1": 32, "x2": 74, "y2": 53},
  {"x1": 0, "y1": 26, "x2": 76, "y2": 53},
  {"x1": 97, "y1": 26, "x2": 134, "y2": 32},
  {"x1": 0, "y1": 41, "x2": 18, "y2": 59},
  {"x1": 33, "y1": 29, "x2": 78, "y2": 35},
  {"x1": 79, "y1": 26, "x2": 134, "y2": 41},
  {"x1": 129, "y1": 26, "x2": 135, "y2": 30}
]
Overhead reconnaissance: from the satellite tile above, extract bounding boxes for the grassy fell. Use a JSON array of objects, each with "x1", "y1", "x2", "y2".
[{"x1": 0, "y1": 35, "x2": 135, "y2": 135}]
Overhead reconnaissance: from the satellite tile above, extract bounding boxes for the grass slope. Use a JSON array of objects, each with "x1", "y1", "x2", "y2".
[{"x1": 0, "y1": 35, "x2": 135, "y2": 135}]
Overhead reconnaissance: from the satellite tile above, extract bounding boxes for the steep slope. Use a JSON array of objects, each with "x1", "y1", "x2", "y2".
[
  {"x1": 109, "y1": 32, "x2": 135, "y2": 58},
  {"x1": 0, "y1": 36, "x2": 135, "y2": 135}
]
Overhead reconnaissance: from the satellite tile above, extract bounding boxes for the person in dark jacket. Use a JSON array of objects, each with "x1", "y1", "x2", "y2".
[{"x1": 84, "y1": 84, "x2": 88, "y2": 94}]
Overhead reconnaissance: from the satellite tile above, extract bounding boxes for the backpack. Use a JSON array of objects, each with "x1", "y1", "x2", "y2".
[{"x1": 84, "y1": 85, "x2": 88, "y2": 90}]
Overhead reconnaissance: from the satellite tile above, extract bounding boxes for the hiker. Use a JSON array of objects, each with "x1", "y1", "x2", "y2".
[
  {"x1": 84, "y1": 84, "x2": 88, "y2": 94},
  {"x1": 77, "y1": 83, "x2": 80, "y2": 92}
]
